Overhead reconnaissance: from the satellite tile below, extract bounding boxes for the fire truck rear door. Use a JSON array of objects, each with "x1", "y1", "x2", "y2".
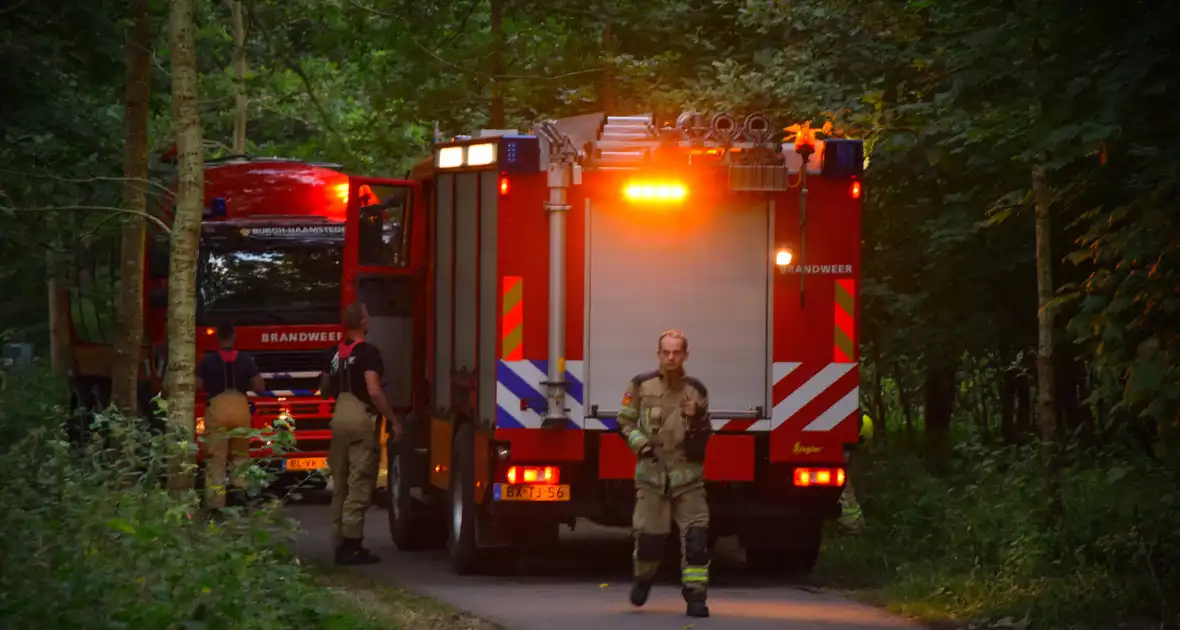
[
  {"x1": 346, "y1": 177, "x2": 419, "y2": 412},
  {"x1": 584, "y1": 195, "x2": 772, "y2": 431}
]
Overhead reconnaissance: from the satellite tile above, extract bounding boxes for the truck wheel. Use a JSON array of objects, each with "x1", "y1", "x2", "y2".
[
  {"x1": 388, "y1": 444, "x2": 446, "y2": 551},
  {"x1": 448, "y1": 422, "x2": 488, "y2": 574},
  {"x1": 746, "y1": 520, "x2": 822, "y2": 576}
]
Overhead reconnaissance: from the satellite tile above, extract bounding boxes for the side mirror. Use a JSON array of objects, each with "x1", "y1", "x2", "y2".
[
  {"x1": 148, "y1": 236, "x2": 170, "y2": 279},
  {"x1": 149, "y1": 285, "x2": 168, "y2": 310}
]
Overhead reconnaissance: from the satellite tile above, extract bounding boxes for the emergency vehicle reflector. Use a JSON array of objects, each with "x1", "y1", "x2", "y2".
[
  {"x1": 623, "y1": 181, "x2": 688, "y2": 203},
  {"x1": 834, "y1": 278, "x2": 856, "y2": 362},
  {"x1": 502, "y1": 276, "x2": 524, "y2": 361}
]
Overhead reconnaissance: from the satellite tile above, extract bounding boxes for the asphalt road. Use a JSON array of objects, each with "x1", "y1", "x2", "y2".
[{"x1": 289, "y1": 501, "x2": 918, "y2": 630}]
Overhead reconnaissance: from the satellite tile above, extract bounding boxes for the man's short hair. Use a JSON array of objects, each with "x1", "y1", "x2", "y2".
[
  {"x1": 342, "y1": 302, "x2": 366, "y2": 330},
  {"x1": 657, "y1": 328, "x2": 688, "y2": 351},
  {"x1": 216, "y1": 323, "x2": 235, "y2": 343}
]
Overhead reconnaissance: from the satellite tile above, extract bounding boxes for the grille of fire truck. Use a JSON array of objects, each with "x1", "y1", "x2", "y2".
[{"x1": 253, "y1": 350, "x2": 324, "y2": 383}]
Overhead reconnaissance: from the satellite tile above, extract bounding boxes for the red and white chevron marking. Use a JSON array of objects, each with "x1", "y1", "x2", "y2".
[{"x1": 712, "y1": 362, "x2": 859, "y2": 432}]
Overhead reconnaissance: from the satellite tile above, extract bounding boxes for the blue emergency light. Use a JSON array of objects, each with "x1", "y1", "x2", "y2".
[
  {"x1": 498, "y1": 135, "x2": 540, "y2": 173},
  {"x1": 204, "y1": 197, "x2": 228, "y2": 218}
]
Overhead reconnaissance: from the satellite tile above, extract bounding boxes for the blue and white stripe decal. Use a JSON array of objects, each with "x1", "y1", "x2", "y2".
[{"x1": 496, "y1": 360, "x2": 611, "y2": 431}]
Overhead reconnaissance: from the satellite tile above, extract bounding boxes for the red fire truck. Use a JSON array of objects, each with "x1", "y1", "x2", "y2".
[
  {"x1": 380, "y1": 112, "x2": 865, "y2": 575},
  {"x1": 68, "y1": 156, "x2": 422, "y2": 486}
]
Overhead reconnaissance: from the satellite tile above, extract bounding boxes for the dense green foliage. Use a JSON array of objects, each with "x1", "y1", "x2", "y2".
[
  {"x1": 0, "y1": 369, "x2": 383, "y2": 630},
  {"x1": 823, "y1": 439, "x2": 1180, "y2": 627},
  {"x1": 1, "y1": 0, "x2": 1178, "y2": 626}
]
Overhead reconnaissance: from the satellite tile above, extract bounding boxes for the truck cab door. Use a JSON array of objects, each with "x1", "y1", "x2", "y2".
[{"x1": 342, "y1": 177, "x2": 424, "y2": 415}]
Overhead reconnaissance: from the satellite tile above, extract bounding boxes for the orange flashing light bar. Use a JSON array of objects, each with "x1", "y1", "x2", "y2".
[
  {"x1": 506, "y1": 465, "x2": 560, "y2": 485},
  {"x1": 623, "y1": 181, "x2": 688, "y2": 203},
  {"x1": 793, "y1": 467, "x2": 846, "y2": 487}
]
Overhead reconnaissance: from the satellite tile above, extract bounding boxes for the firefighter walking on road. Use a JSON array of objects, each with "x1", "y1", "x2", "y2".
[
  {"x1": 319, "y1": 302, "x2": 404, "y2": 565},
  {"x1": 196, "y1": 323, "x2": 265, "y2": 510},
  {"x1": 617, "y1": 329, "x2": 713, "y2": 618}
]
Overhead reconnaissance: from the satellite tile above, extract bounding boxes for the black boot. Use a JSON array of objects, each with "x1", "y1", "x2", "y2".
[
  {"x1": 684, "y1": 591, "x2": 709, "y2": 618},
  {"x1": 629, "y1": 580, "x2": 653, "y2": 607},
  {"x1": 335, "y1": 538, "x2": 380, "y2": 565}
]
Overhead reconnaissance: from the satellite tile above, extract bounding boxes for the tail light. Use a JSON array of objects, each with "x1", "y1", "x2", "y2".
[
  {"x1": 793, "y1": 467, "x2": 845, "y2": 487},
  {"x1": 506, "y1": 465, "x2": 560, "y2": 485}
]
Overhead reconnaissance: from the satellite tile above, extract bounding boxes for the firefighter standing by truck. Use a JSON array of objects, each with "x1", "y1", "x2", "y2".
[
  {"x1": 838, "y1": 412, "x2": 874, "y2": 532},
  {"x1": 319, "y1": 302, "x2": 403, "y2": 565},
  {"x1": 617, "y1": 329, "x2": 713, "y2": 619},
  {"x1": 196, "y1": 323, "x2": 265, "y2": 509}
]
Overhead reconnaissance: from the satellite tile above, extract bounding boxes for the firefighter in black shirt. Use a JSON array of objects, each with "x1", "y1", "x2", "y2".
[
  {"x1": 196, "y1": 323, "x2": 265, "y2": 509},
  {"x1": 319, "y1": 302, "x2": 403, "y2": 565}
]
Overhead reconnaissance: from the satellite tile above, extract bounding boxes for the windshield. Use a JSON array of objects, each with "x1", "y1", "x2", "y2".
[{"x1": 197, "y1": 244, "x2": 342, "y2": 324}]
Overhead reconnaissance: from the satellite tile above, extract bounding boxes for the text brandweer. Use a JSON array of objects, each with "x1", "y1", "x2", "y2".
[{"x1": 261, "y1": 331, "x2": 343, "y2": 343}]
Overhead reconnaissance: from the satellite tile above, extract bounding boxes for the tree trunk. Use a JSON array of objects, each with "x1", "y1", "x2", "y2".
[
  {"x1": 871, "y1": 346, "x2": 886, "y2": 444},
  {"x1": 1015, "y1": 372, "x2": 1032, "y2": 437},
  {"x1": 923, "y1": 359, "x2": 957, "y2": 472},
  {"x1": 893, "y1": 361, "x2": 914, "y2": 446},
  {"x1": 488, "y1": 0, "x2": 504, "y2": 128},
  {"x1": 228, "y1": 0, "x2": 247, "y2": 154},
  {"x1": 1032, "y1": 163, "x2": 1063, "y2": 518},
  {"x1": 1000, "y1": 369, "x2": 1018, "y2": 445},
  {"x1": 111, "y1": 0, "x2": 153, "y2": 413},
  {"x1": 166, "y1": 0, "x2": 204, "y2": 492},
  {"x1": 47, "y1": 245, "x2": 74, "y2": 377},
  {"x1": 601, "y1": 19, "x2": 615, "y2": 114}
]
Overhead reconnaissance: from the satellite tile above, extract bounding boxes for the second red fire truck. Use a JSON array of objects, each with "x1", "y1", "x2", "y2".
[
  {"x1": 369, "y1": 111, "x2": 866, "y2": 575},
  {"x1": 68, "y1": 155, "x2": 422, "y2": 489}
]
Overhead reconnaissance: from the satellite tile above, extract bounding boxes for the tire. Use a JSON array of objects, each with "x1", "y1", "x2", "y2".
[
  {"x1": 746, "y1": 520, "x2": 822, "y2": 577},
  {"x1": 448, "y1": 421, "x2": 488, "y2": 575},
  {"x1": 388, "y1": 439, "x2": 446, "y2": 551}
]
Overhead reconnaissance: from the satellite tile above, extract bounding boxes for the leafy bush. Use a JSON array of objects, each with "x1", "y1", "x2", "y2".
[
  {"x1": 822, "y1": 440, "x2": 1180, "y2": 629},
  {"x1": 0, "y1": 369, "x2": 379, "y2": 630}
]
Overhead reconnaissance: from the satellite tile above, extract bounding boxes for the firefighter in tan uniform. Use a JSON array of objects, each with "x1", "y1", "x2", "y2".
[
  {"x1": 196, "y1": 323, "x2": 265, "y2": 510},
  {"x1": 318, "y1": 302, "x2": 404, "y2": 565},
  {"x1": 617, "y1": 329, "x2": 712, "y2": 618}
]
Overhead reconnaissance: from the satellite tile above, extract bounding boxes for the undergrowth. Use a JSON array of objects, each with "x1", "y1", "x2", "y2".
[
  {"x1": 0, "y1": 368, "x2": 384, "y2": 630},
  {"x1": 820, "y1": 437, "x2": 1180, "y2": 629}
]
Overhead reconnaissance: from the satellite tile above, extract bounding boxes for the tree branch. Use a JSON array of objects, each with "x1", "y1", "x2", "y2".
[
  {"x1": 3, "y1": 205, "x2": 172, "y2": 234},
  {"x1": 0, "y1": 168, "x2": 173, "y2": 195},
  {"x1": 349, "y1": 0, "x2": 603, "y2": 80}
]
